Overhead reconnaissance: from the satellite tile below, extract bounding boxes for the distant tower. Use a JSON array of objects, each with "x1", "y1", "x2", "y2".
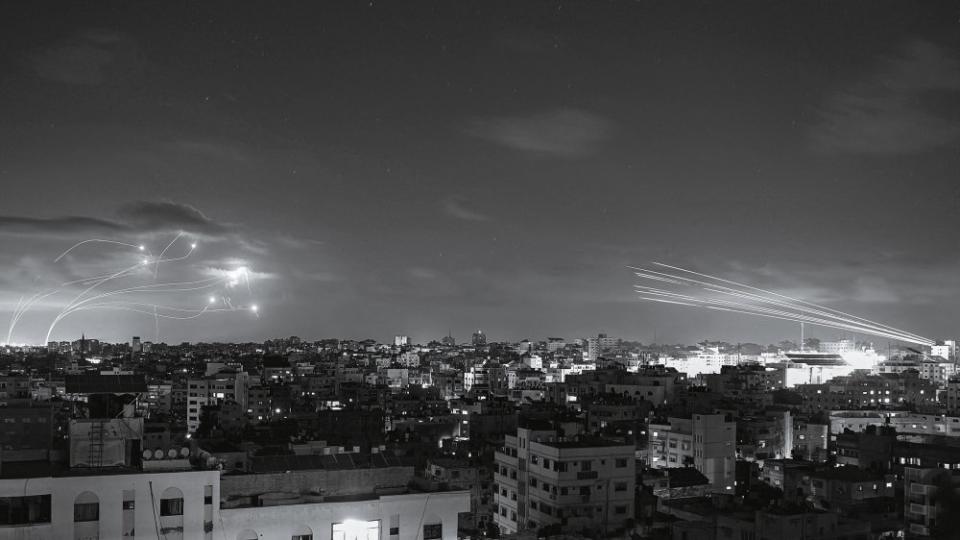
[
  {"x1": 472, "y1": 330, "x2": 487, "y2": 346},
  {"x1": 131, "y1": 336, "x2": 142, "y2": 354}
]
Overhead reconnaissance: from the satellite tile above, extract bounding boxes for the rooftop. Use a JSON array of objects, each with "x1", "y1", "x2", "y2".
[{"x1": 65, "y1": 374, "x2": 147, "y2": 394}]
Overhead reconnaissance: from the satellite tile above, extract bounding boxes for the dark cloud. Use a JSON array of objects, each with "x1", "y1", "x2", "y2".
[
  {"x1": 0, "y1": 215, "x2": 126, "y2": 236},
  {"x1": 0, "y1": 201, "x2": 229, "y2": 238},
  {"x1": 466, "y1": 109, "x2": 612, "y2": 158},
  {"x1": 116, "y1": 201, "x2": 229, "y2": 237},
  {"x1": 812, "y1": 39, "x2": 960, "y2": 154}
]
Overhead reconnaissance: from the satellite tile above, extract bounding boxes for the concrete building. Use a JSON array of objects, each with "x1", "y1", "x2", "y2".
[
  {"x1": 186, "y1": 371, "x2": 250, "y2": 433},
  {"x1": 0, "y1": 466, "x2": 469, "y2": 540},
  {"x1": 904, "y1": 466, "x2": 960, "y2": 538},
  {"x1": 820, "y1": 339, "x2": 856, "y2": 355},
  {"x1": 737, "y1": 410, "x2": 793, "y2": 463},
  {"x1": 647, "y1": 413, "x2": 736, "y2": 492},
  {"x1": 564, "y1": 366, "x2": 682, "y2": 407},
  {"x1": 492, "y1": 426, "x2": 633, "y2": 535},
  {"x1": 946, "y1": 377, "x2": 960, "y2": 415}
]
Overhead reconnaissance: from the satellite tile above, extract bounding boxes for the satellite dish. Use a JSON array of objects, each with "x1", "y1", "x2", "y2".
[
  {"x1": 142, "y1": 450, "x2": 153, "y2": 460},
  {"x1": 167, "y1": 449, "x2": 178, "y2": 458},
  {"x1": 153, "y1": 449, "x2": 164, "y2": 459},
  {"x1": 179, "y1": 447, "x2": 190, "y2": 457}
]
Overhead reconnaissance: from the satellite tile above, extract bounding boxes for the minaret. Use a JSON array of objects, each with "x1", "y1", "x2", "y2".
[{"x1": 80, "y1": 333, "x2": 86, "y2": 362}]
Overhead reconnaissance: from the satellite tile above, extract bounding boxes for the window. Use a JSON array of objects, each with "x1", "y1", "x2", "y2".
[
  {"x1": 292, "y1": 536, "x2": 313, "y2": 540},
  {"x1": 0, "y1": 495, "x2": 51, "y2": 525},
  {"x1": 160, "y1": 497, "x2": 183, "y2": 516},
  {"x1": 531, "y1": 455, "x2": 539, "y2": 465},
  {"x1": 122, "y1": 500, "x2": 135, "y2": 510},
  {"x1": 543, "y1": 458, "x2": 550, "y2": 468},
  {"x1": 614, "y1": 482, "x2": 627, "y2": 492},
  {"x1": 615, "y1": 506, "x2": 627, "y2": 515},
  {"x1": 74, "y1": 503, "x2": 99, "y2": 522},
  {"x1": 556, "y1": 461, "x2": 567, "y2": 472},
  {"x1": 581, "y1": 460, "x2": 592, "y2": 471},
  {"x1": 205, "y1": 484, "x2": 214, "y2": 505},
  {"x1": 615, "y1": 458, "x2": 628, "y2": 468},
  {"x1": 423, "y1": 523, "x2": 442, "y2": 540}
]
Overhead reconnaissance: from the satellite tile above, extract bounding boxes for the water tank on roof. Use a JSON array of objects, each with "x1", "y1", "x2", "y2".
[
  {"x1": 142, "y1": 449, "x2": 153, "y2": 460},
  {"x1": 167, "y1": 448, "x2": 178, "y2": 458},
  {"x1": 153, "y1": 449, "x2": 164, "y2": 459},
  {"x1": 179, "y1": 447, "x2": 190, "y2": 458}
]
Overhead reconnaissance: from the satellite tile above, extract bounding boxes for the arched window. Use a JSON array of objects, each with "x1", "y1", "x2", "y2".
[
  {"x1": 291, "y1": 524, "x2": 313, "y2": 540},
  {"x1": 74, "y1": 492, "x2": 99, "y2": 522},
  {"x1": 160, "y1": 487, "x2": 184, "y2": 516}
]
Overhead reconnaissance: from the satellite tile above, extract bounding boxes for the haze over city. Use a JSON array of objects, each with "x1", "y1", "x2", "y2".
[{"x1": 2, "y1": 1, "x2": 959, "y2": 345}]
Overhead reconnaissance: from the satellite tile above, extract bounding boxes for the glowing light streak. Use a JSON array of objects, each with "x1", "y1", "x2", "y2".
[
  {"x1": 632, "y1": 263, "x2": 933, "y2": 346},
  {"x1": 633, "y1": 266, "x2": 931, "y2": 345},
  {"x1": 652, "y1": 262, "x2": 927, "y2": 342},
  {"x1": 5, "y1": 234, "x2": 261, "y2": 344},
  {"x1": 54, "y1": 239, "x2": 152, "y2": 263}
]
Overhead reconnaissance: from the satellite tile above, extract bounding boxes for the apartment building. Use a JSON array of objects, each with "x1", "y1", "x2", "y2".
[
  {"x1": 492, "y1": 425, "x2": 634, "y2": 535},
  {"x1": 186, "y1": 371, "x2": 249, "y2": 433},
  {"x1": 647, "y1": 413, "x2": 736, "y2": 492}
]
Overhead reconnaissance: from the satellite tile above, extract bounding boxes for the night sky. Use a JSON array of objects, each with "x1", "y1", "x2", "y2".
[{"x1": 1, "y1": 1, "x2": 958, "y2": 345}]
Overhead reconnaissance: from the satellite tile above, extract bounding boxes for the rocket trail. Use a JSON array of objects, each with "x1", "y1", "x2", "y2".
[
  {"x1": 632, "y1": 263, "x2": 934, "y2": 347},
  {"x1": 635, "y1": 266, "x2": 928, "y2": 342},
  {"x1": 633, "y1": 266, "x2": 930, "y2": 344},
  {"x1": 652, "y1": 262, "x2": 925, "y2": 341}
]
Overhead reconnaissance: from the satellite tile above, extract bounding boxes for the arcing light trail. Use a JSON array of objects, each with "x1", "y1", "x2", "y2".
[
  {"x1": 4, "y1": 233, "x2": 260, "y2": 345},
  {"x1": 630, "y1": 263, "x2": 934, "y2": 347}
]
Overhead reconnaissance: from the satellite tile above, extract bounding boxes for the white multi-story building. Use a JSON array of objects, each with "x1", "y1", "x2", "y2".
[
  {"x1": 0, "y1": 468, "x2": 221, "y2": 539},
  {"x1": 0, "y1": 467, "x2": 468, "y2": 540},
  {"x1": 647, "y1": 413, "x2": 736, "y2": 492},
  {"x1": 931, "y1": 340, "x2": 956, "y2": 361},
  {"x1": 820, "y1": 339, "x2": 856, "y2": 355}
]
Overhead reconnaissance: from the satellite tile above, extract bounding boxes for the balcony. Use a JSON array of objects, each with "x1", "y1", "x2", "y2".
[
  {"x1": 909, "y1": 503, "x2": 928, "y2": 516},
  {"x1": 577, "y1": 471, "x2": 598, "y2": 480}
]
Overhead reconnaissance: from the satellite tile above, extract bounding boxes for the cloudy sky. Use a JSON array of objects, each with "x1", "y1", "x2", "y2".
[{"x1": 0, "y1": 1, "x2": 958, "y2": 345}]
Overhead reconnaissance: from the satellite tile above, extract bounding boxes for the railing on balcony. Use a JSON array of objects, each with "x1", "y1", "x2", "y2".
[{"x1": 909, "y1": 503, "x2": 928, "y2": 516}]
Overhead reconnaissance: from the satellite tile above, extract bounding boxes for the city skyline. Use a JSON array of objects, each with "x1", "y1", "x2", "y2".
[{"x1": 2, "y1": 1, "x2": 958, "y2": 344}]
